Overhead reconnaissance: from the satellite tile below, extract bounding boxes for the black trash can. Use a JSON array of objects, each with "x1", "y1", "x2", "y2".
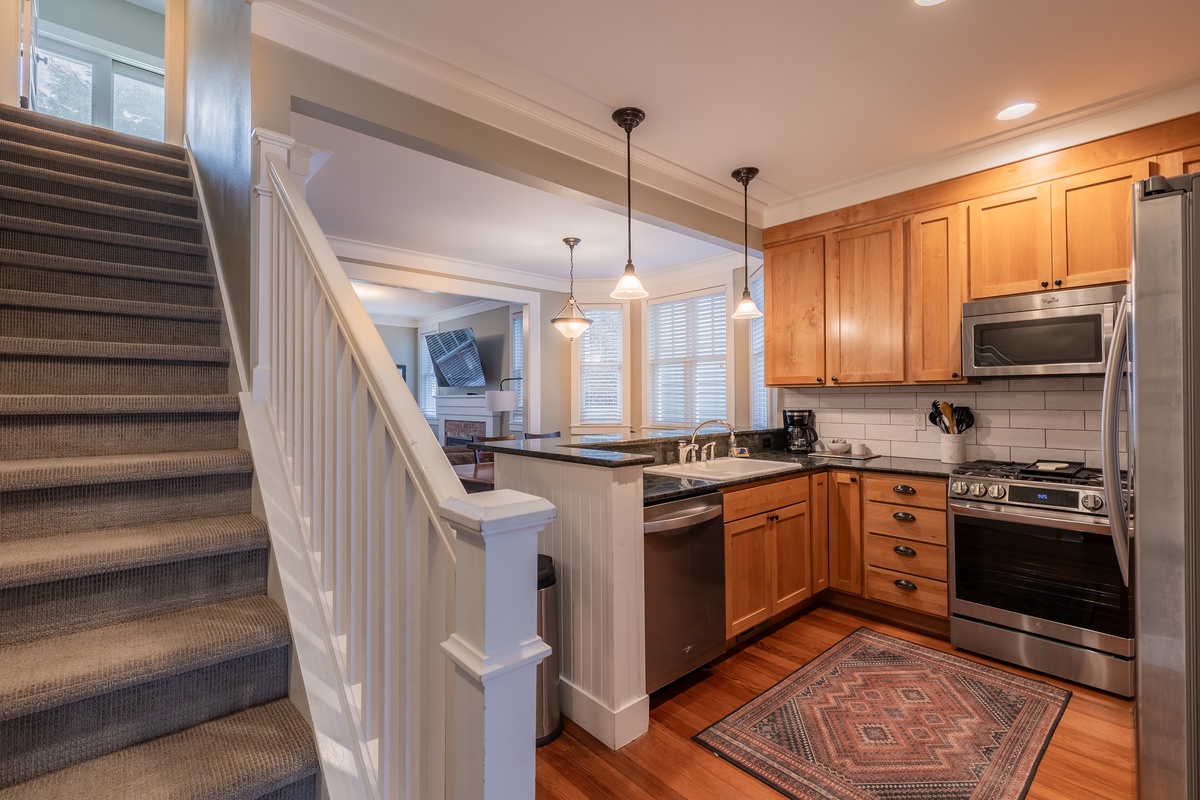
[{"x1": 535, "y1": 554, "x2": 562, "y2": 746}]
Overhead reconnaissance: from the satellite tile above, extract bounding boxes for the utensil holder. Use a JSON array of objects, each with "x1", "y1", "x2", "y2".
[{"x1": 940, "y1": 433, "x2": 966, "y2": 464}]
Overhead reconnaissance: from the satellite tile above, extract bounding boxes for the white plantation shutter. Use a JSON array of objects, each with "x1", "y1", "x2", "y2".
[
  {"x1": 511, "y1": 311, "x2": 524, "y2": 427},
  {"x1": 750, "y1": 268, "x2": 768, "y2": 429},
  {"x1": 576, "y1": 306, "x2": 624, "y2": 425},
  {"x1": 417, "y1": 333, "x2": 437, "y2": 423},
  {"x1": 647, "y1": 290, "x2": 727, "y2": 426}
]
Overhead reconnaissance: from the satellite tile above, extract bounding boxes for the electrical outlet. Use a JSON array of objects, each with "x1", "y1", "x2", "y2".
[{"x1": 914, "y1": 409, "x2": 927, "y2": 431}]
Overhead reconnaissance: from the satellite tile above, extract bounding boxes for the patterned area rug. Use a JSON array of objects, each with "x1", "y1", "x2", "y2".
[{"x1": 695, "y1": 628, "x2": 1071, "y2": 800}]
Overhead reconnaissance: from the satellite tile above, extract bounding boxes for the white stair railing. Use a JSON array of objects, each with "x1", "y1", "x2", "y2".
[{"x1": 246, "y1": 130, "x2": 555, "y2": 800}]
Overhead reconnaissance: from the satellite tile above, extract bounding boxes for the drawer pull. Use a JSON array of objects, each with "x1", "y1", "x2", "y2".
[
  {"x1": 892, "y1": 484, "x2": 916, "y2": 495},
  {"x1": 893, "y1": 545, "x2": 917, "y2": 557},
  {"x1": 894, "y1": 579, "x2": 918, "y2": 591},
  {"x1": 892, "y1": 511, "x2": 916, "y2": 522}
]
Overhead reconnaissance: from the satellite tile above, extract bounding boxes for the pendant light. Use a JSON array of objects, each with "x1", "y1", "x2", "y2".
[
  {"x1": 610, "y1": 107, "x2": 649, "y2": 300},
  {"x1": 730, "y1": 166, "x2": 763, "y2": 320},
  {"x1": 550, "y1": 237, "x2": 592, "y2": 339}
]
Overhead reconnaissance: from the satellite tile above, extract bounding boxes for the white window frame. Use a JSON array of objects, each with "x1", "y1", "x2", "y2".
[
  {"x1": 641, "y1": 282, "x2": 735, "y2": 433},
  {"x1": 570, "y1": 302, "x2": 631, "y2": 435},
  {"x1": 416, "y1": 328, "x2": 438, "y2": 427},
  {"x1": 748, "y1": 265, "x2": 776, "y2": 430},
  {"x1": 509, "y1": 309, "x2": 525, "y2": 432}
]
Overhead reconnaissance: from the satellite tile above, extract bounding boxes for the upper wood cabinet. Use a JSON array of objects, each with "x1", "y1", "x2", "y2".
[
  {"x1": 907, "y1": 204, "x2": 967, "y2": 383},
  {"x1": 968, "y1": 161, "x2": 1149, "y2": 299},
  {"x1": 825, "y1": 218, "x2": 906, "y2": 385},
  {"x1": 764, "y1": 236, "x2": 825, "y2": 385}
]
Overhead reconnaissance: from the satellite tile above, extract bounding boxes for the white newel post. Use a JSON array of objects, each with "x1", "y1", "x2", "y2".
[{"x1": 439, "y1": 489, "x2": 557, "y2": 800}]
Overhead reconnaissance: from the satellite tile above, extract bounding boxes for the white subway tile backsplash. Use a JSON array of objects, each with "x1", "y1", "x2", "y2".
[
  {"x1": 1010, "y1": 377, "x2": 1085, "y2": 391},
  {"x1": 865, "y1": 393, "x2": 919, "y2": 408},
  {"x1": 818, "y1": 422, "x2": 866, "y2": 439},
  {"x1": 819, "y1": 394, "x2": 867, "y2": 408},
  {"x1": 970, "y1": 380, "x2": 1012, "y2": 392},
  {"x1": 1045, "y1": 391, "x2": 1103, "y2": 410},
  {"x1": 1046, "y1": 428, "x2": 1102, "y2": 451},
  {"x1": 1012, "y1": 446, "x2": 1085, "y2": 463},
  {"x1": 891, "y1": 440, "x2": 941, "y2": 460},
  {"x1": 970, "y1": 409, "x2": 1010, "y2": 428},
  {"x1": 974, "y1": 392, "x2": 1045, "y2": 409},
  {"x1": 967, "y1": 444, "x2": 1012, "y2": 461},
  {"x1": 1010, "y1": 410, "x2": 1086, "y2": 430},
  {"x1": 976, "y1": 427, "x2": 1046, "y2": 447},
  {"x1": 842, "y1": 408, "x2": 893, "y2": 425},
  {"x1": 865, "y1": 424, "x2": 916, "y2": 441}
]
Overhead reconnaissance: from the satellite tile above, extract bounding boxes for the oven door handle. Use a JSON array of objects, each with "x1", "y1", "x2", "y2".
[
  {"x1": 949, "y1": 502, "x2": 1112, "y2": 537},
  {"x1": 1100, "y1": 292, "x2": 1131, "y2": 586}
]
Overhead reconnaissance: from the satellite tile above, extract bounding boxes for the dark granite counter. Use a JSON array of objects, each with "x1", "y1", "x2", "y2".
[{"x1": 471, "y1": 437, "x2": 655, "y2": 467}]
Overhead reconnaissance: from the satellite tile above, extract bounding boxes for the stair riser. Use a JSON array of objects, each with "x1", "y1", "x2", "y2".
[
  {"x1": 0, "y1": 264, "x2": 214, "y2": 308},
  {"x1": 260, "y1": 776, "x2": 321, "y2": 800},
  {"x1": 0, "y1": 170, "x2": 197, "y2": 218},
  {"x1": 0, "y1": 473, "x2": 253, "y2": 541},
  {"x1": 0, "y1": 355, "x2": 230, "y2": 395},
  {"x1": 0, "y1": 550, "x2": 269, "y2": 646},
  {"x1": 0, "y1": 230, "x2": 207, "y2": 273},
  {"x1": 0, "y1": 150, "x2": 192, "y2": 198},
  {"x1": 0, "y1": 197, "x2": 202, "y2": 244},
  {"x1": 0, "y1": 647, "x2": 289, "y2": 787},
  {"x1": 0, "y1": 127, "x2": 190, "y2": 181},
  {"x1": 0, "y1": 307, "x2": 220, "y2": 348},
  {"x1": 0, "y1": 106, "x2": 186, "y2": 162},
  {"x1": 0, "y1": 412, "x2": 239, "y2": 460}
]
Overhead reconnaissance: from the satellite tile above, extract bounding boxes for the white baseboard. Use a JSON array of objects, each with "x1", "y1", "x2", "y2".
[{"x1": 558, "y1": 679, "x2": 649, "y2": 750}]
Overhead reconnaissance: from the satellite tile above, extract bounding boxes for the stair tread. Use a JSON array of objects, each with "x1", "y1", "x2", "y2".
[
  {"x1": 0, "y1": 184, "x2": 202, "y2": 232},
  {"x1": 0, "y1": 288, "x2": 222, "y2": 322},
  {"x1": 0, "y1": 336, "x2": 228, "y2": 362},
  {"x1": 0, "y1": 248, "x2": 214, "y2": 289},
  {"x1": 0, "y1": 699, "x2": 316, "y2": 800},
  {"x1": 0, "y1": 514, "x2": 267, "y2": 589},
  {"x1": 0, "y1": 119, "x2": 189, "y2": 177},
  {"x1": 0, "y1": 161, "x2": 197, "y2": 215},
  {"x1": 0, "y1": 393, "x2": 239, "y2": 416},
  {"x1": 0, "y1": 449, "x2": 253, "y2": 492},
  {"x1": 0, "y1": 139, "x2": 193, "y2": 193},
  {"x1": 0, "y1": 214, "x2": 210, "y2": 257},
  {"x1": 0, "y1": 106, "x2": 186, "y2": 161},
  {"x1": 0, "y1": 595, "x2": 289, "y2": 721}
]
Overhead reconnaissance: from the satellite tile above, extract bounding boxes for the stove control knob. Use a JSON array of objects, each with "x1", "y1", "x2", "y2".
[
  {"x1": 950, "y1": 480, "x2": 970, "y2": 496},
  {"x1": 969, "y1": 483, "x2": 988, "y2": 497},
  {"x1": 987, "y1": 484, "x2": 1007, "y2": 500},
  {"x1": 1082, "y1": 493, "x2": 1105, "y2": 512}
]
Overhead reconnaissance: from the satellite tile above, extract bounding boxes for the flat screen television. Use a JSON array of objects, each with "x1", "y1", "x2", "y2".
[{"x1": 426, "y1": 327, "x2": 487, "y2": 387}]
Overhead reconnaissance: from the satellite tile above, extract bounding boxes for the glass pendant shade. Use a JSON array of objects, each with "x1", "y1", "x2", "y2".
[
  {"x1": 731, "y1": 165, "x2": 763, "y2": 319},
  {"x1": 611, "y1": 261, "x2": 648, "y2": 300},
  {"x1": 612, "y1": 107, "x2": 649, "y2": 300},
  {"x1": 552, "y1": 236, "x2": 592, "y2": 339},
  {"x1": 732, "y1": 286, "x2": 763, "y2": 319}
]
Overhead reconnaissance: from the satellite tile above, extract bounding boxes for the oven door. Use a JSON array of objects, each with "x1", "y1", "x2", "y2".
[
  {"x1": 949, "y1": 502, "x2": 1134, "y2": 658},
  {"x1": 962, "y1": 302, "x2": 1116, "y2": 377}
]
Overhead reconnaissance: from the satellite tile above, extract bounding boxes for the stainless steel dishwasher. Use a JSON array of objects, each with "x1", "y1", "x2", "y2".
[{"x1": 643, "y1": 492, "x2": 727, "y2": 693}]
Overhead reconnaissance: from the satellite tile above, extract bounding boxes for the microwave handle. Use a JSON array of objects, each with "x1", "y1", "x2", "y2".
[{"x1": 1100, "y1": 293, "x2": 1131, "y2": 586}]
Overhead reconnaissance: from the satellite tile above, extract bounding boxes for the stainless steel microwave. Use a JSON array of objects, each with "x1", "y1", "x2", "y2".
[{"x1": 962, "y1": 284, "x2": 1127, "y2": 378}]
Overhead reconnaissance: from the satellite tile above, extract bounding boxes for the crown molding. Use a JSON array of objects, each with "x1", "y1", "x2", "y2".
[{"x1": 367, "y1": 312, "x2": 419, "y2": 328}]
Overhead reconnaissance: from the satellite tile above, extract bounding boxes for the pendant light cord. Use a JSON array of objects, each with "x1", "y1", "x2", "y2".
[
  {"x1": 625, "y1": 125, "x2": 633, "y2": 265},
  {"x1": 569, "y1": 241, "x2": 576, "y2": 300},
  {"x1": 743, "y1": 178, "x2": 749, "y2": 291}
]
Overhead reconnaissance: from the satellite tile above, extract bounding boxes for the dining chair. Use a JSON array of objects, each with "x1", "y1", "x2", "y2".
[
  {"x1": 523, "y1": 431, "x2": 562, "y2": 439},
  {"x1": 472, "y1": 433, "x2": 515, "y2": 463}
]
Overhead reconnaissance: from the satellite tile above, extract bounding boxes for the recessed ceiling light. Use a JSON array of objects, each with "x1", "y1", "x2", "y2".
[
  {"x1": 914, "y1": 0, "x2": 946, "y2": 6},
  {"x1": 996, "y1": 102, "x2": 1038, "y2": 121}
]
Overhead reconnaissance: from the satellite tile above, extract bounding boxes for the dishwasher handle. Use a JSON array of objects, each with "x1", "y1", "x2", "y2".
[{"x1": 644, "y1": 503, "x2": 723, "y2": 535}]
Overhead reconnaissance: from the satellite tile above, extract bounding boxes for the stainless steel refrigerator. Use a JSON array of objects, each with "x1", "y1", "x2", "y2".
[{"x1": 1103, "y1": 173, "x2": 1200, "y2": 800}]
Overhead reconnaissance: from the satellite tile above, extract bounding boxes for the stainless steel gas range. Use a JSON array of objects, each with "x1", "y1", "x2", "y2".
[{"x1": 947, "y1": 459, "x2": 1134, "y2": 697}]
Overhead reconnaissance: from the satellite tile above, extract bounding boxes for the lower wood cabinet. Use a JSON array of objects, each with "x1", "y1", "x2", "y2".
[
  {"x1": 861, "y1": 474, "x2": 948, "y2": 618},
  {"x1": 723, "y1": 475, "x2": 812, "y2": 638},
  {"x1": 827, "y1": 470, "x2": 862, "y2": 594}
]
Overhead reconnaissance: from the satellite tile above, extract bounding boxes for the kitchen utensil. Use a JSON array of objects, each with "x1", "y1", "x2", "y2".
[
  {"x1": 953, "y1": 407, "x2": 974, "y2": 432},
  {"x1": 929, "y1": 409, "x2": 948, "y2": 433},
  {"x1": 940, "y1": 401, "x2": 957, "y2": 434}
]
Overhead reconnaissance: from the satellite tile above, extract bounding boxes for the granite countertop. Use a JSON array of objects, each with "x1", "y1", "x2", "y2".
[{"x1": 471, "y1": 437, "x2": 656, "y2": 467}]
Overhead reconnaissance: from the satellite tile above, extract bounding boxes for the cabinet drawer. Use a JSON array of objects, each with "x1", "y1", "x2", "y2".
[
  {"x1": 863, "y1": 474, "x2": 946, "y2": 510},
  {"x1": 723, "y1": 475, "x2": 809, "y2": 522},
  {"x1": 863, "y1": 504, "x2": 946, "y2": 545},
  {"x1": 865, "y1": 533, "x2": 947, "y2": 581},
  {"x1": 865, "y1": 567, "x2": 948, "y2": 617}
]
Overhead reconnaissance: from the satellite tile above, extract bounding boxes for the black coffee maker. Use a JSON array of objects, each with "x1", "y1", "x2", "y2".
[{"x1": 783, "y1": 409, "x2": 819, "y2": 454}]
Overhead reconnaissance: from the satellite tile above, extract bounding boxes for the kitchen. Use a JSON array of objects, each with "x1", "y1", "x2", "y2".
[{"x1": 463, "y1": 110, "x2": 1199, "y2": 799}]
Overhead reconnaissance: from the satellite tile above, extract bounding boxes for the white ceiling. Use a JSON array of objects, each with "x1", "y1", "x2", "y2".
[{"x1": 262, "y1": 0, "x2": 1200, "y2": 313}]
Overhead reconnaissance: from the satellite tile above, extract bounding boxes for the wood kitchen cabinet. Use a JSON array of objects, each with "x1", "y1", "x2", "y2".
[
  {"x1": 827, "y1": 470, "x2": 862, "y2": 594},
  {"x1": 723, "y1": 475, "x2": 812, "y2": 638},
  {"x1": 810, "y1": 471, "x2": 829, "y2": 594},
  {"x1": 764, "y1": 236, "x2": 825, "y2": 385},
  {"x1": 907, "y1": 204, "x2": 967, "y2": 383},
  {"x1": 862, "y1": 473, "x2": 948, "y2": 618},
  {"x1": 968, "y1": 161, "x2": 1149, "y2": 299}
]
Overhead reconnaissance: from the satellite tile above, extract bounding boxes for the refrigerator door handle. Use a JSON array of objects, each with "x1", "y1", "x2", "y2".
[{"x1": 1101, "y1": 292, "x2": 1131, "y2": 586}]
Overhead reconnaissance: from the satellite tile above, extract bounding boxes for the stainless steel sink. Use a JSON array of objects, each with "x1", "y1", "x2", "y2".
[{"x1": 644, "y1": 457, "x2": 797, "y2": 482}]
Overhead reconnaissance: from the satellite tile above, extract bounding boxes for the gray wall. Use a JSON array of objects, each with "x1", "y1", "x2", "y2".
[
  {"x1": 39, "y1": 0, "x2": 165, "y2": 59},
  {"x1": 376, "y1": 324, "x2": 417, "y2": 395},
  {"x1": 186, "y1": 0, "x2": 252, "y2": 371}
]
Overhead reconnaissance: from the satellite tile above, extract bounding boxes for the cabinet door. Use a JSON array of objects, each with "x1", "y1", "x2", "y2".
[
  {"x1": 771, "y1": 501, "x2": 811, "y2": 614},
  {"x1": 827, "y1": 470, "x2": 863, "y2": 594},
  {"x1": 968, "y1": 184, "x2": 1052, "y2": 299},
  {"x1": 907, "y1": 205, "x2": 967, "y2": 383},
  {"x1": 826, "y1": 219, "x2": 906, "y2": 384},
  {"x1": 764, "y1": 236, "x2": 825, "y2": 385},
  {"x1": 725, "y1": 515, "x2": 771, "y2": 637},
  {"x1": 1051, "y1": 161, "x2": 1150, "y2": 289},
  {"x1": 810, "y1": 472, "x2": 829, "y2": 594}
]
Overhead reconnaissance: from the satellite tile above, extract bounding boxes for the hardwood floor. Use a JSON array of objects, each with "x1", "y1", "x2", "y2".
[{"x1": 535, "y1": 605, "x2": 1136, "y2": 799}]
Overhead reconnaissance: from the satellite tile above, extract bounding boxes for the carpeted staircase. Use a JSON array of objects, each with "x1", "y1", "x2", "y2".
[{"x1": 0, "y1": 106, "x2": 319, "y2": 798}]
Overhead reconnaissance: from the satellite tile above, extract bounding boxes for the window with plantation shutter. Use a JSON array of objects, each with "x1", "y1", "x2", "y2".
[
  {"x1": 750, "y1": 268, "x2": 768, "y2": 429},
  {"x1": 575, "y1": 306, "x2": 624, "y2": 425},
  {"x1": 647, "y1": 290, "x2": 727, "y2": 426},
  {"x1": 417, "y1": 333, "x2": 437, "y2": 423},
  {"x1": 510, "y1": 311, "x2": 524, "y2": 428}
]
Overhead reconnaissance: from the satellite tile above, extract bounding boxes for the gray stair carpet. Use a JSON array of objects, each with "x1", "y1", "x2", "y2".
[{"x1": 0, "y1": 109, "x2": 319, "y2": 797}]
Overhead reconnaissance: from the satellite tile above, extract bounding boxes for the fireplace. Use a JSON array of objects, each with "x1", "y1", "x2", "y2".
[
  {"x1": 436, "y1": 395, "x2": 505, "y2": 445},
  {"x1": 444, "y1": 420, "x2": 486, "y2": 446}
]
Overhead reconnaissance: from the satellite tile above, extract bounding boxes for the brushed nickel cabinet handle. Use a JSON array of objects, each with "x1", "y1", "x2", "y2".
[{"x1": 894, "y1": 579, "x2": 918, "y2": 591}]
